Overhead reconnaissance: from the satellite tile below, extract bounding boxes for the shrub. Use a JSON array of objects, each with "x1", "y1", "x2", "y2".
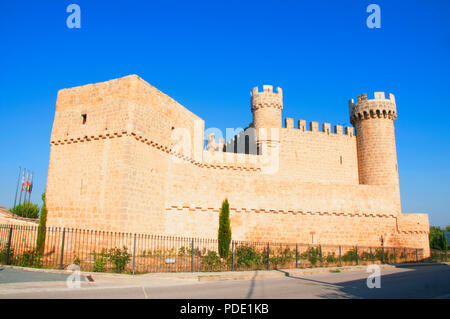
[
  {"x1": 92, "y1": 249, "x2": 108, "y2": 272},
  {"x1": 235, "y1": 245, "x2": 259, "y2": 268},
  {"x1": 299, "y1": 247, "x2": 320, "y2": 266},
  {"x1": 326, "y1": 252, "x2": 339, "y2": 264},
  {"x1": 257, "y1": 248, "x2": 269, "y2": 268},
  {"x1": 359, "y1": 251, "x2": 372, "y2": 261},
  {"x1": 201, "y1": 250, "x2": 222, "y2": 270},
  {"x1": 178, "y1": 246, "x2": 187, "y2": 257},
  {"x1": 9, "y1": 203, "x2": 40, "y2": 218},
  {"x1": 218, "y1": 198, "x2": 232, "y2": 259},
  {"x1": 107, "y1": 246, "x2": 131, "y2": 273},
  {"x1": 342, "y1": 248, "x2": 357, "y2": 262},
  {"x1": 0, "y1": 246, "x2": 13, "y2": 264},
  {"x1": 374, "y1": 248, "x2": 384, "y2": 261},
  {"x1": 270, "y1": 247, "x2": 295, "y2": 268},
  {"x1": 16, "y1": 249, "x2": 41, "y2": 267},
  {"x1": 73, "y1": 255, "x2": 81, "y2": 266}
]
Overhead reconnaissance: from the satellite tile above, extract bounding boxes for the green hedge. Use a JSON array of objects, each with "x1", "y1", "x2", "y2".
[{"x1": 9, "y1": 202, "x2": 40, "y2": 218}]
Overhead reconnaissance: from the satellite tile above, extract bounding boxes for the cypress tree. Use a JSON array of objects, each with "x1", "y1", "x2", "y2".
[
  {"x1": 218, "y1": 198, "x2": 232, "y2": 258},
  {"x1": 36, "y1": 192, "x2": 47, "y2": 256}
]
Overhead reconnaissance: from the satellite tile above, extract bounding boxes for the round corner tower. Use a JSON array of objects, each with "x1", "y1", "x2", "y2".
[
  {"x1": 250, "y1": 85, "x2": 283, "y2": 153},
  {"x1": 349, "y1": 92, "x2": 400, "y2": 193}
]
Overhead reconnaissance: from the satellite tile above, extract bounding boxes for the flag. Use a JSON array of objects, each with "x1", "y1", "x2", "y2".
[
  {"x1": 26, "y1": 174, "x2": 30, "y2": 192},
  {"x1": 13, "y1": 167, "x2": 22, "y2": 210},
  {"x1": 21, "y1": 171, "x2": 25, "y2": 191},
  {"x1": 29, "y1": 173, "x2": 33, "y2": 193}
]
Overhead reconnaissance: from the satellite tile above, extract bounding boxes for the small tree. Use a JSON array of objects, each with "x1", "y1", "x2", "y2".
[
  {"x1": 430, "y1": 226, "x2": 446, "y2": 250},
  {"x1": 36, "y1": 193, "x2": 48, "y2": 256},
  {"x1": 218, "y1": 198, "x2": 232, "y2": 259}
]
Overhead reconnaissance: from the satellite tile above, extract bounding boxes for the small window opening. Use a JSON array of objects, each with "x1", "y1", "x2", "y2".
[
  {"x1": 245, "y1": 135, "x2": 249, "y2": 154},
  {"x1": 340, "y1": 156, "x2": 343, "y2": 165},
  {"x1": 82, "y1": 114, "x2": 87, "y2": 125}
]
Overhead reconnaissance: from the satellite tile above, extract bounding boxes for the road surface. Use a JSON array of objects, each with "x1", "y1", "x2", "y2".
[{"x1": 0, "y1": 264, "x2": 449, "y2": 299}]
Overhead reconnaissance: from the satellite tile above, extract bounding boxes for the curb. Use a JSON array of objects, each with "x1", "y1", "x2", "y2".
[
  {"x1": 1, "y1": 262, "x2": 448, "y2": 284},
  {"x1": 393, "y1": 262, "x2": 450, "y2": 268}
]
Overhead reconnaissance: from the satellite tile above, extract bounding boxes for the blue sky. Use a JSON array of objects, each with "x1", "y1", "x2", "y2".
[{"x1": 0, "y1": 1, "x2": 449, "y2": 226}]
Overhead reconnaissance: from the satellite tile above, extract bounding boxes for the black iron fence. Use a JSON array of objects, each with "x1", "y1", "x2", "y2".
[
  {"x1": 430, "y1": 249, "x2": 449, "y2": 262},
  {"x1": 0, "y1": 224, "x2": 426, "y2": 274}
]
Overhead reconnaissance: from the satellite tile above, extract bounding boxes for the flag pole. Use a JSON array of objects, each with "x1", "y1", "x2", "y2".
[
  {"x1": 21, "y1": 170, "x2": 29, "y2": 217},
  {"x1": 17, "y1": 169, "x2": 25, "y2": 218},
  {"x1": 25, "y1": 172, "x2": 33, "y2": 218},
  {"x1": 13, "y1": 166, "x2": 21, "y2": 216}
]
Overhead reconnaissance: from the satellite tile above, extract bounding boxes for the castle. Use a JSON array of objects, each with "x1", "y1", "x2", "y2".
[{"x1": 46, "y1": 75, "x2": 430, "y2": 256}]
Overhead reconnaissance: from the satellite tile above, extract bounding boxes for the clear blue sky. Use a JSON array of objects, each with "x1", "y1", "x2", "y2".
[{"x1": 0, "y1": 1, "x2": 449, "y2": 226}]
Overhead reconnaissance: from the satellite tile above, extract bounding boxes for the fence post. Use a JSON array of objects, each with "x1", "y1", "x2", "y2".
[
  {"x1": 191, "y1": 238, "x2": 194, "y2": 273},
  {"x1": 382, "y1": 247, "x2": 385, "y2": 264},
  {"x1": 59, "y1": 228, "x2": 66, "y2": 269},
  {"x1": 231, "y1": 241, "x2": 234, "y2": 271},
  {"x1": 355, "y1": 246, "x2": 358, "y2": 265},
  {"x1": 5, "y1": 226, "x2": 13, "y2": 265},
  {"x1": 339, "y1": 246, "x2": 342, "y2": 266},
  {"x1": 267, "y1": 243, "x2": 270, "y2": 270},
  {"x1": 319, "y1": 245, "x2": 323, "y2": 267},
  {"x1": 416, "y1": 248, "x2": 418, "y2": 263},
  {"x1": 295, "y1": 243, "x2": 298, "y2": 268},
  {"x1": 132, "y1": 233, "x2": 136, "y2": 275}
]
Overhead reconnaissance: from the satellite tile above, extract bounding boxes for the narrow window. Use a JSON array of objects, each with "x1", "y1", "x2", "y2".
[
  {"x1": 340, "y1": 156, "x2": 343, "y2": 165},
  {"x1": 245, "y1": 135, "x2": 249, "y2": 154},
  {"x1": 82, "y1": 114, "x2": 87, "y2": 125}
]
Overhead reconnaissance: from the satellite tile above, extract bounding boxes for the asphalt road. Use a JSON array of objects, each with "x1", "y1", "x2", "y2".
[{"x1": 0, "y1": 264, "x2": 449, "y2": 299}]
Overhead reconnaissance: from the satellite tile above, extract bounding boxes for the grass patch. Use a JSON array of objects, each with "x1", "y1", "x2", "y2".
[{"x1": 330, "y1": 269, "x2": 341, "y2": 273}]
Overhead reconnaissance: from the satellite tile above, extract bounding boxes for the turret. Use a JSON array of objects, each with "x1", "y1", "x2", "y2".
[
  {"x1": 349, "y1": 92, "x2": 400, "y2": 194},
  {"x1": 250, "y1": 85, "x2": 283, "y2": 154}
]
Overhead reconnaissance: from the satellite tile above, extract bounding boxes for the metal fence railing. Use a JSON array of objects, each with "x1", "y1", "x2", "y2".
[
  {"x1": 0, "y1": 224, "x2": 427, "y2": 274},
  {"x1": 430, "y1": 249, "x2": 449, "y2": 263}
]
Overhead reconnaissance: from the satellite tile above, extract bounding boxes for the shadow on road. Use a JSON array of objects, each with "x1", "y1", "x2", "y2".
[
  {"x1": 278, "y1": 264, "x2": 450, "y2": 299},
  {"x1": 245, "y1": 270, "x2": 259, "y2": 299}
]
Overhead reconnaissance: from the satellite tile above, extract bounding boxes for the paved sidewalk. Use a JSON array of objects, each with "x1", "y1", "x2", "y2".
[{"x1": 1, "y1": 262, "x2": 448, "y2": 289}]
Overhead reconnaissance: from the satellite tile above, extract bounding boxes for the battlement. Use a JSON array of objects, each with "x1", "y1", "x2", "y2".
[
  {"x1": 206, "y1": 133, "x2": 225, "y2": 152},
  {"x1": 251, "y1": 85, "x2": 283, "y2": 111},
  {"x1": 285, "y1": 118, "x2": 354, "y2": 137},
  {"x1": 349, "y1": 92, "x2": 397, "y2": 125}
]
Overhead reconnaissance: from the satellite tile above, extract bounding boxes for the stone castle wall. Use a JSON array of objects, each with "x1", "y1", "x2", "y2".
[{"x1": 45, "y1": 75, "x2": 430, "y2": 257}]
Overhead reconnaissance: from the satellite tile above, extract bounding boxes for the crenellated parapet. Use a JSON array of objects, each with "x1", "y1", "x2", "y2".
[
  {"x1": 284, "y1": 118, "x2": 354, "y2": 137},
  {"x1": 349, "y1": 92, "x2": 397, "y2": 126},
  {"x1": 206, "y1": 133, "x2": 225, "y2": 152},
  {"x1": 251, "y1": 85, "x2": 283, "y2": 111}
]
